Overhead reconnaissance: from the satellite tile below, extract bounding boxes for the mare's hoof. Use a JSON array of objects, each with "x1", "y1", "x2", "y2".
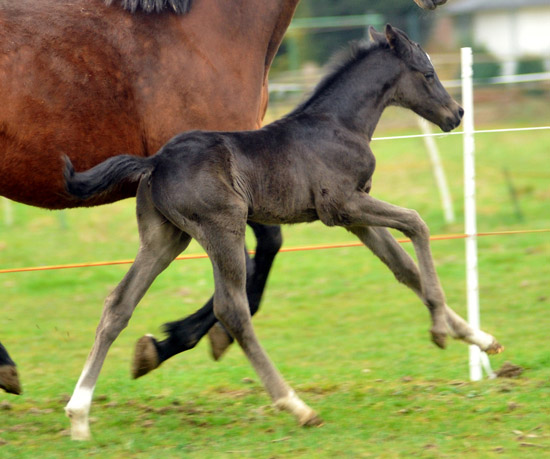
[
  {"x1": 485, "y1": 339, "x2": 504, "y2": 355},
  {"x1": 0, "y1": 364, "x2": 22, "y2": 395},
  {"x1": 430, "y1": 329, "x2": 447, "y2": 350},
  {"x1": 131, "y1": 335, "x2": 160, "y2": 379},
  {"x1": 208, "y1": 323, "x2": 232, "y2": 361}
]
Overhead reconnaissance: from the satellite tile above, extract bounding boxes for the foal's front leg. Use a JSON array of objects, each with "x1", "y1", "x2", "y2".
[
  {"x1": 349, "y1": 226, "x2": 502, "y2": 353},
  {"x1": 341, "y1": 192, "x2": 493, "y2": 349}
]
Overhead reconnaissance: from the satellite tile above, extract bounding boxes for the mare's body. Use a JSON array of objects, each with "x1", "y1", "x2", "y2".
[{"x1": 63, "y1": 25, "x2": 501, "y2": 440}]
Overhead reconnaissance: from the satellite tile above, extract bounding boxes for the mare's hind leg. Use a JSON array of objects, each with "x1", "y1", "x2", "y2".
[
  {"x1": 200, "y1": 218, "x2": 320, "y2": 427},
  {"x1": 131, "y1": 223, "x2": 282, "y2": 377},
  {"x1": 0, "y1": 342, "x2": 21, "y2": 395},
  {"x1": 65, "y1": 183, "x2": 191, "y2": 440},
  {"x1": 349, "y1": 226, "x2": 502, "y2": 353}
]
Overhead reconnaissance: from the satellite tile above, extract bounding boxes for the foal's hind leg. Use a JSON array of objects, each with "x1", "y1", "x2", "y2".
[
  {"x1": 199, "y1": 218, "x2": 320, "y2": 427},
  {"x1": 349, "y1": 226, "x2": 502, "y2": 353},
  {"x1": 65, "y1": 185, "x2": 191, "y2": 440}
]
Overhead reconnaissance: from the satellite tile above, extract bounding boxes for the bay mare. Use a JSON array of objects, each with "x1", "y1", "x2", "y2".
[
  {"x1": 63, "y1": 25, "x2": 502, "y2": 440},
  {"x1": 0, "y1": 0, "x2": 449, "y2": 395}
]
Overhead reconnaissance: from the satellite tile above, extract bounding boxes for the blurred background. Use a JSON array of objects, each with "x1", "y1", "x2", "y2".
[{"x1": 267, "y1": 0, "x2": 550, "y2": 130}]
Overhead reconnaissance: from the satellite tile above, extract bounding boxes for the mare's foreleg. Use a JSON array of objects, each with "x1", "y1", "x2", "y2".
[
  {"x1": 131, "y1": 223, "x2": 282, "y2": 378},
  {"x1": 348, "y1": 225, "x2": 502, "y2": 352},
  {"x1": 0, "y1": 342, "x2": 21, "y2": 395}
]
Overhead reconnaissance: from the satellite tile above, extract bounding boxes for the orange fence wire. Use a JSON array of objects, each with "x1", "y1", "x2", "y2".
[{"x1": 0, "y1": 228, "x2": 548, "y2": 275}]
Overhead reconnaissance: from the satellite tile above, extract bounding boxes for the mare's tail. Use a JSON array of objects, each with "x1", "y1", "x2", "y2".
[{"x1": 63, "y1": 154, "x2": 155, "y2": 201}]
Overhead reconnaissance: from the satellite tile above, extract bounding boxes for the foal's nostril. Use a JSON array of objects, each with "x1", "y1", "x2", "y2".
[{"x1": 458, "y1": 107, "x2": 465, "y2": 118}]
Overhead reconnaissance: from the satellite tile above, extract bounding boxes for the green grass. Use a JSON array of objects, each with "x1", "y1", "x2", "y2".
[{"x1": 1, "y1": 109, "x2": 549, "y2": 457}]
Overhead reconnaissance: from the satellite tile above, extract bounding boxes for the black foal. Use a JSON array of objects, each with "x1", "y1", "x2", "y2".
[{"x1": 63, "y1": 25, "x2": 502, "y2": 439}]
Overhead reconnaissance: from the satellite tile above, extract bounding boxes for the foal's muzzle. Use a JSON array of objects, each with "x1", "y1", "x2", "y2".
[{"x1": 440, "y1": 104, "x2": 464, "y2": 132}]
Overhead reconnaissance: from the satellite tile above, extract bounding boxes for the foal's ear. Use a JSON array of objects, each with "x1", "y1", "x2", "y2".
[
  {"x1": 368, "y1": 26, "x2": 386, "y2": 45},
  {"x1": 385, "y1": 24, "x2": 412, "y2": 59}
]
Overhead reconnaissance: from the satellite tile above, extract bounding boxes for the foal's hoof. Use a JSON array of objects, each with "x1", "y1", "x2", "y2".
[
  {"x1": 301, "y1": 412, "x2": 324, "y2": 427},
  {"x1": 208, "y1": 323, "x2": 233, "y2": 361},
  {"x1": 0, "y1": 365, "x2": 22, "y2": 395},
  {"x1": 484, "y1": 339, "x2": 504, "y2": 355},
  {"x1": 65, "y1": 406, "x2": 91, "y2": 441},
  {"x1": 430, "y1": 329, "x2": 447, "y2": 350},
  {"x1": 131, "y1": 335, "x2": 160, "y2": 379}
]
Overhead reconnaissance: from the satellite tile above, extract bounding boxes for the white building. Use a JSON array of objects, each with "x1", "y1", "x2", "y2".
[{"x1": 446, "y1": 0, "x2": 550, "y2": 73}]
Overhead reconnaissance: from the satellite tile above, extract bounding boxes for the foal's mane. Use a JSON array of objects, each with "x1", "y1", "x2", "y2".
[
  {"x1": 291, "y1": 40, "x2": 388, "y2": 114},
  {"x1": 105, "y1": 0, "x2": 193, "y2": 14}
]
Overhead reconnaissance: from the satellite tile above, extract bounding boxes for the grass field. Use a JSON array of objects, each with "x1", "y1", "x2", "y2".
[{"x1": 1, "y1": 103, "x2": 549, "y2": 457}]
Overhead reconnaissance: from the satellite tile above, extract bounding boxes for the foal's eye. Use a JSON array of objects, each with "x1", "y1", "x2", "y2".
[{"x1": 424, "y1": 72, "x2": 435, "y2": 82}]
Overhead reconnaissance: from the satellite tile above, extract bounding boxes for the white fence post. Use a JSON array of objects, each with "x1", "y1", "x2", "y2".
[
  {"x1": 461, "y1": 47, "x2": 494, "y2": 381},
  {"x1": 418, "y1": 118, "x2": 455, "y2": 224},
  {"x1": 2, "y1": 197, "x2": 13, "y2": 226}
]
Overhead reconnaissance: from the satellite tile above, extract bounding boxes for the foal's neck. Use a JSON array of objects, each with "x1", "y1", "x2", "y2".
[{"x1": 301, "y1": 47, "x2": 400, "y2": 140}]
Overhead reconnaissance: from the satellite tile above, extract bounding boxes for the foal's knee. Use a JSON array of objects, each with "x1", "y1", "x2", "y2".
[{"x1": 403, "y1": 210, "x2": 430, "y2": 239}]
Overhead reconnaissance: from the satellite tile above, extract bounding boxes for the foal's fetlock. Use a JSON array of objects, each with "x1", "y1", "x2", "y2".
[
  {"x1": 429, "y1": 309, "x2": 448, "y2": 349},
  {"x1": 132, "y1": 334, "x2": 161, "y2": 379},
  {"x1": 443, "y1": 307, "x2": 504, "y2": 354},
  {"x1": 274, "y1": 391, "x2": 323, "y2": 427}
]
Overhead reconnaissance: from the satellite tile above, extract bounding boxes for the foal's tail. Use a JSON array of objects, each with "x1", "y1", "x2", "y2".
[{"x1": 63, "y1": 154, "x2": 155, "y2": 201}]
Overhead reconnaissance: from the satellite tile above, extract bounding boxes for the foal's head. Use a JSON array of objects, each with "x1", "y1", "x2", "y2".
[{"x1": 370, "y1": 25, "x2": 463, "y2": 132}]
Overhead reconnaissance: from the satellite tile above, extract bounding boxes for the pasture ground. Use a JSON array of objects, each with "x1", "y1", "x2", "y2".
[{"x1": 1, "y1": 102, "x2": 549, "y2": 457}]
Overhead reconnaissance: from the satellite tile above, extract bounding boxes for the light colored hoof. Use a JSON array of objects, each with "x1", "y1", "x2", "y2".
[
  {"x1": 132, "y1": 335, "x2": 160, "y2": 379},
  {"x1": 0, "y1": 365, "x2": 22, "y2": 395},
  {"x1": 65, "y1": 407, "x2": 91, "y2": 441},
  {"x1": 274, "y1": 391, "x2": 322, "y2": 427},
  {"x1": 300, "y1": 412, "x2": 324, "y2": 427},
  {"x1": 484, "y1": 339, "x2": 504, "y2": 355},
  {"x1": 208, "y1": 323, "x2": 232, "y2": 361}
]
